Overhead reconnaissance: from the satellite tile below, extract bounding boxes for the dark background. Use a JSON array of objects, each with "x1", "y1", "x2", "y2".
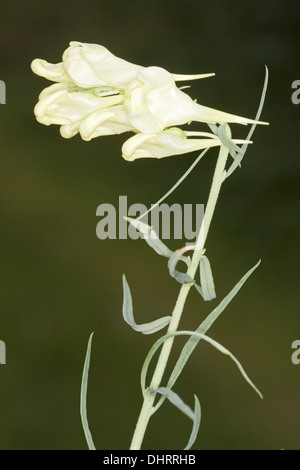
[{"x1": 0, "y1": 0, "x2": 299, "y2": 450}]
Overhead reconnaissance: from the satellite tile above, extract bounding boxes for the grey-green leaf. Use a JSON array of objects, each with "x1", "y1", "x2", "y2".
[
  {"x1": 122, "y1": 275, "x2": 171, "y2": 334},
  {"x1": 224, "y1": 66, "x2": 269, "y2": 181},
  {"x1": 153, "y1": 260, "x2": 261, "y2": 413},
  {"x1": 218, "y1": 124, "x2": 243, "y2": 154},
  {"x1": 168, "y1": 250, "x2": 194, "y2": 285},
  {"x1": 141, "y1": 330, "x2": 262, "y2": 402},
  {"x1": 133, "y1": 147, "x2": 210, "y2": 224},
  {"x1": 80, "y1": 332, "x2": 96, "y2": 450},
  {"x1": 199, "y1": 255, "x2": 216, "y2": 301},
  {"x1": 151, "y1": 387, "x2": 194, "y2": 419},
  {"x1": 124, "y1": 217, "x2": 173, "y2": 258},
  {"x1": 149, "y1": 387, "x2": 201, "y2": 450},
  {"x1": 185, "y1": 395, "x2": 201, "y2": 450}
]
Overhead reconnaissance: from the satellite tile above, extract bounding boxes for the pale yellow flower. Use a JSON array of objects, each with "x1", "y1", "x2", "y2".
[
  {"x1": 31, "y1": 41, "x2": 213, "y2": 89},
  {"x1": 33, "y1": 82, "x2": 135, "y2": 139},
  {"x1": 124, "y1": 66, "x2": 266, "y2": 134},
  {"x1": 31, "y1": 41, "x2": 143, "y2": 88},
  {"x1": 122, "y1": 127, "x2": 251, "y2": 161}
]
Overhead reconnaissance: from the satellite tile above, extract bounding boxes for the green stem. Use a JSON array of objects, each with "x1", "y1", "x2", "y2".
[{"x1": 130, "y1": 140, "x2": 230, "y2": 450}]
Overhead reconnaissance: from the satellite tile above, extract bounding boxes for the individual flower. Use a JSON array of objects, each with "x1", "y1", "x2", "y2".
[
  {"x1": 31, "y1": 41, "x2": 143, "y2": 88},
  {"x1": 33, "y1": 82, "x2": 136, "y2": 139},
  {"x1": 124, "y1": 66, "x2": 267, "y2": 134},
  {"x1": 122, "y1": 127, "x2": 251, "y2": 161}
]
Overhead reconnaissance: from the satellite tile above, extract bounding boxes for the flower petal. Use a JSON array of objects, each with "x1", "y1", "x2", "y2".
[
  {"x1": 78, "y1": 106, "x2": 136, "y2": 140},
  {"x1": 62, "y1": 41, "x2": 143, "y2": 88},
  {"x1": 31, "y1": 59, "x2": 71, "y2": 83},
  {"x1": 34, "y1": 83, "x2": 126, "y2": 139},
  {"x1": 172, "y1": 72, "x2": 215, "y2": 81}
]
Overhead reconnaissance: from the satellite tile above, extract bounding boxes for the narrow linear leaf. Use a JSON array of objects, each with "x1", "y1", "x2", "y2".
[
  {"x1": 80, "y1": 332, "x2": 96, "y2": 450},
  {"x1": 153, "y1": 261, "x2": 261, "y2": 413},
  {"x1": 136, "y1": 147, "x2": 210, "y2": 222},
  {"x1": 122, "y1": 275, "x2": 171, "y2": 334},
  {"x1": 194, "y1": 283, "x2": 205, "y2": 299},
  {"x1": 197, "y1": 260, "x2": 260, "y2": 333},
  {"x1": 150, "y1": 387, "x2": 194, "y2": 419},
  {"x1": 224, "y1": 67, "x2": 269, "y2": 180},
  {"x1": 168, "y1": 250, "x2": 194, "y2": 285},
  {"x1": 208, "y1": 123, "x2": 244, "y2": 164},
  {"x1": 218, "y1": 124, "x2": 244, "y2": 154},
  {"x1": 124, "y1": 217, "x2": 173, "y2": 258},
  {"x1": 142, "y1": 330, "x2": 262, "y2": 414},
  {"x1": 199, "y1": 255, "x2": 216, "y2": 301},
  {"x1": 149, "y1": 387, "x2": 201, "y2": 450},
  {"x1": 125, "y1": 217, "x2": 191, "y2": 272},
  {"x1": 185, "y1": 395, "x2": 201, "y2": 450},
  {"x1": 208, "y1": 123, "x2": 219, "y2": 134}
]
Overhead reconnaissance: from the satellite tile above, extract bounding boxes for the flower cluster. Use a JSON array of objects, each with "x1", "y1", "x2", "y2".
[{"x1": 31, "y1": 42, "x2": 266, "y2": 161}]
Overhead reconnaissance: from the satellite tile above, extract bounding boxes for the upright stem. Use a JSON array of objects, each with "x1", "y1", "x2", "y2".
[{"x1": 130, "y1": 141, "x2": 230, "y2": 450}]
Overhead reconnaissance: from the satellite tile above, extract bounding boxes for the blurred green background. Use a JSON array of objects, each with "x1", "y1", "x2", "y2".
[{"x1": 0, "y1": 0, "x2": 299, "y2": 450}]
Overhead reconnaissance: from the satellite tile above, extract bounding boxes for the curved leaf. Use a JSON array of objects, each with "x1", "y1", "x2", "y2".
[
  {"x1": 122, "y1": 275, "x2": 171, "y2": 334},
  {"x1": 141, "y1": 330, "x2": 262, "y2": 403},
  {"x1": 199, "y1": 255, "x2": 216, "y2": 301},
  {"x1": 80, "y1": 332, "x2": 96, "y2": 450},
  {"x1": 124, "y1": 217, "x2": 173, "y2": 258},
  {"x1": 168, "y1": 250, "x2": 194, "y2": 285},
  {"x1": 153, "y1": 261, "x2": 261, "y2": 413},
  {"x1": 218, "y1": 124, "x2": 244, "y2": 154},
  {"x1": 135, "y1": 147, "x2": 210, "y2": 223},
  {"x1": 186, "y1": 395, "x2": 201, "y2": 450},
  {"x1": 151, "y1": 387, "x2": 194, "y2": 419},
  {"x1": 149, "y1": 387, "x2": 201, "y2": 450},
  {"x1": 224, "y1": 66, "x2": 269, "y2": 180}
]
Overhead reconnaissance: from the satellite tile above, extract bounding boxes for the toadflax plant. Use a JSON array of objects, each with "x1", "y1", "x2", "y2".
[{"x1": 31, "y1": 42, "x2": 268, "y2": 450}]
